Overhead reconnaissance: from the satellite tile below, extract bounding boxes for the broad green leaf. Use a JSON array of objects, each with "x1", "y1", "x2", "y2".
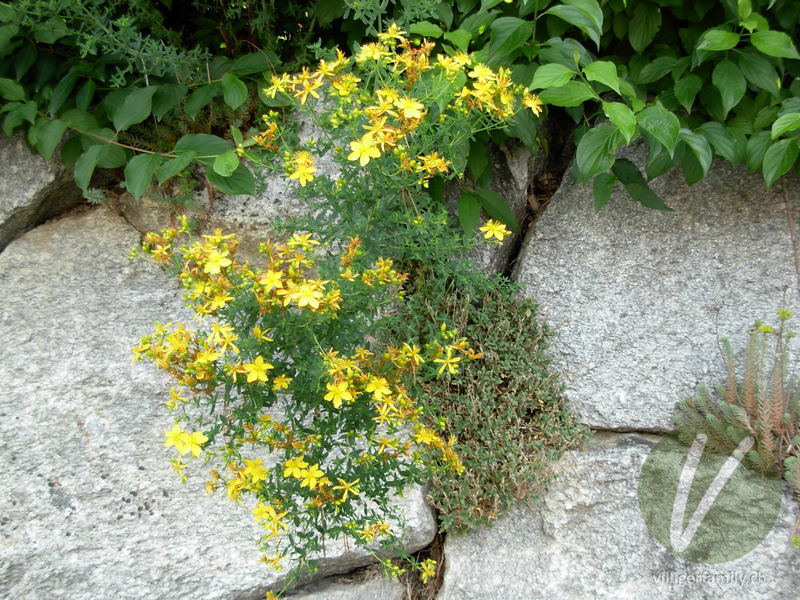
[
  {"x1": 0, "y1": 77, "x2": 25, "y2": 101},
  {"x1": 488, "y1": 17, "x2": 532, "y2": 61},
  {"x1": 771, "y1": 113, "x2": 800, "y2": 139},
  {"x1": 583, "y1": 61, "x2": 620, "y2": 94},
  {"x1": 674, "y1": 74, "x2": 702, "y2": 112},
  {"x1": 444, "y1": 29, "x2": 471, "y2": 52},
  {"x1": 538, "y1": 81, "x2": 597, "y2": 107},
  {"x1": 645, "y1": 138, "x2": 676, "y2": 179},
  {"x1": 32, "y1": 18, "x2": 69, "y2": 43},
  {"x1": 751, "y1": 30, "x2": 800, "y2": 59},
  {"x1": 593, "y1": 172, "x2": 616, "y2": 211},
  {"x1": 467, "y1": 136, "x2": 492, "y2": 186},
  {"x1": 712, "y1": 60, "x2": 746, "y2": 117},
  {"x1": 531, "y1": 63, "x2": 576, "y2": 89},
  {"x1": 698, "y1": 122, "x2": 741, "y2": 163},
  {"x1": 37, "y1": 119, "x2": 68, "y2": 159},
  {"x1": 0, "y1": 24, "x2": 19, "y2": 57},
  {"x1": 575, "y1": 123, "x2": 624, "y2": 181},
  {"x1": 221, "y1": 73, "x2": 248, "y2": 110},
  {"x1": 762, "y1": 139, "x2": 799, "y2": 186},
  {"x1": 637, "y1": 106, "x2": 681, "y2": 156},
  {"x1": 602, "y1": 101, "x2": 637, "y2": 143},
  {"x1": 212, "y1": 150, "x2": 240, "y2": 177},
  {"x1": 206, "y1": 163, "x2": 256, "y2": 195},
  {"x1": 629, "y1": 3, "x2": 661, "y2": 54},
  {"x1": 75, "y1": 80, "x2": 96, "y2": 112},
  {"x1": 410, "y1": 21, "x2": 443, "y2": 37},
  {"x1": 696, "y1": 28, "x2": 740, "y2": 51},
  {"x1": 737, "y1": 49, "x2": 780, "y2": 97},
  {"x1": 49, "y1": 72, "x2": 79, "y2": 115},
  {"x1": 61, "y1": 109, "x2": 98, "y2": 130},
  {"x1": 74, "y1": 145, "x2": 102, "y2": 190},
  {"x1": 545, "y1": 5, "x2": 601, "y2": 48},
  {"x1": 157, "y1": 151, "x2": 196, "y2": 185},
  {"x1": 228, "y1": 53, "x2": 272, "y2": 75},
  {"x1": 473, "y1": 187, "x2": 520, "y2": 231},
  {"x1": 679, "y1": 129, "x2": 713, "y2": 179},
  {"x1": 113, "y1": 86, "x2": 157, "y2": 131},
  {"x1": 738, "y1": 0, "x2": 752, "y2": 19},
  {"x1": 175, "y1": 134, "x2": 232, "y2": 163},
  {"x1": 637, "y1": 56, "x2": 677, "y2": 84},
  {"x1": 152, "y1": 84, "x2": 187, "y2": 119},
  {"x1": 612, "y1": 157, "x2": 672, "y2": 210},
  {"x1": 125, "y1": 153, "x2": 164, "y2": 199},
  {"x1": 457, "y1": 192, "x2": 481, "y2": 235},
  {"x1": 184, "y1": 83, "x2": 220, "y2": 118},
  {"x1": 504, "y1": 104, "x2": 539, "y2": 151},
  {"x1": 60, "y1": 136, "x2": 82, "y2": 168}
]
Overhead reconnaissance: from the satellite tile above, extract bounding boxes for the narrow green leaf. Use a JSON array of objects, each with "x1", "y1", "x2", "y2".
[
  {"x1": 575, "y1": 123, "x2": 624, "y2": 181},
  {"x1": 679, "y1": 129, "x2": 713, "y2": 179},
  {"x1": 221, "y1": 73, "x2": 248, "y2": 110},
  {"x1": 157, "y1": 151, "x2": 196, "y2": 185},
  {"x1": 637, "y1": 106, "x2": 681, "y2": 156},
  {"x1": 206, "y1": 163, "x2": 256, "y2": 195},
  {"x1": 602, "y1": 101, "x2": 637, "y2": 143},
  {"x1": 696, "y1": 28, "x2": 740, "y2": 52},
  {"x1": 538, "y1": 81, "x2": 597, "y2": 107},
  {"x1": 37, "y1": 119, "x2": 68, "y2": 159},
  {"x1": 771, "y1": 113, "x2": 800, "y2": 139},
  {"x1": 751, "y1": 30, "x2": 800, "y2": 59},
  {"x1": 583, "y1": 61, "x2": 620, "y2": 94},
  {"x1": 473, "y1": 188, "x2": 520, "y2": 231},
  {"x1": 124, "y1": 153, "x2": 164, "y2": 199},
  {"x1": 531, "y1": 63, "x2": 576, "y2": 89},
  {"x1": 593, "y1": 172, "x2": 616, "y2": 211},
  {"x1": 409, "y1": 21, "x2": 444, "y2": 37},
  {"x1": 457, "y1": 192, "x2": 481, "y2": 235},
  {"x1": 0, "y1": 77, "x2": 25, "y2": 101},
  {"x1": 674, "y1": 74, "x2": 703, "y2": 113},
  {"x1": 762, "y1": 139, "x2": 799, "y2": 187},
  {"x1": 628, "y1": 3, "x2": 661, "y2": 54},
  {"x1": 113, "y1": 86, "x2": 157, "y2": 131},
  {"x1": 712, "y1": 60, "x2": 746, "y2": 117}
]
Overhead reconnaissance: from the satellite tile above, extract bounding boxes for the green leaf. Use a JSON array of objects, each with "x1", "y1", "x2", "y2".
[
  {"x1": 221, "y1": 73, "x2": 248, "y2": 110},
  {"x1": 37, "y1": 119, "x2": 68, "y2": 159},
  {"x1": 504, "y1": 106, "x2": 539, "y2": 151},
  {"x1": 771, "y1": 113, "x2": 800, "y2": 139},
  {"x1": 467, "y1": 136, "x2": 492, "y2": 186},
  {"x1": 473, "y1": 188, "x2": 520, "y2": 231},
  {"x1": 737, "y1": 49, "x2": 780, "y2": 97},
  {"x1": 457, "y1": 192, "x2": 481, "y2": 235},
  {"x1": 593, "y1": 172, "x2": 616, "y2": 211},
  {"x1": 583, "y1": 61, "x2": 620, "y2": 94},
  {"x1": 538, "y1": 81, "x2": 597, "y2": 107},
  {"x1": 530, "y1": 63, "x2": 576, "y2": 89},
  {"x1": 212, "y1": 150, "x2": 240, "y2": 177},
  {"x1": 612, "y1": 157, "x2": 672, "y2": 210},
  {"x1": 206, "y1": 163, "x2": 256, "y2": 195},
  {"x1": 762, "y1": 139, "x2": 799, "y2": 187},
  {"x1": 0, "y1": 77, "x2": 25, "y2": 101},
  {"x1": 32, "y1": 18, "x2": 69, "y2": 43},
  {"x1": 175, "y1": 134, "x2": 232, "y2": 163},
  {"x1": 737, "y1": 0, "x2": 752, "y2": 19},
  {"x1": 602, "y1": 101, "x2": 637, "y2": 143},
  {"x1": 629, "y1": 2, "x2": 661, "y2": 54},
  {"x1": 229, "y1": 53, "x2": 272, "y2": 76},
  {"x1": 61, "y1": 109, "x2": 98, "y2": 131},
  {"x1": 488, "y1": 17, "x2": 532, "y2": 61},
  {"x1": 696, "y1": 28, "x2": 740, "y2": 51},
  {"x1": 113, "y1": 86, "x2": 157, "y2": 131},
  {"x1": 75, "y1": 80, "x2": 96, "y2": 112},
  {"x1": 638, "y1": 106, "x2": 681, "y2": 156},
  {"x1": 645, "y1": 138, "x2": 676, "y2": 179},
  {"x1": 184, "y1": 83, "x2": 220, "y2": 118},
  {"x1": 410, "y1": 21, "x2": 444, "y2": 37},
  {"x1": 152, "y1": 84, "x2": 187, "y2": 120},
  {"x1": 712, "y1": 60, "x2": 746, "y2": 117},
  {"x1": 60, "y1": 136, "x2": 82, "y2": 168},
  {"x1": 698, "y1": 122, "x2": 741, "y2": 163},
  {"x1": 637, "y1": 56, "x2": 677, "y2": 84},
  {"x1": 49, "y1": 72, "x2": 79, "y2": 115},
  {"x1": 545, "y1": 4, "x2": 601, "y2": 49},
  {"x1": 674, "y1": 74, "x2": 703, "y2": 113},
  {"x1": 746, "y1": 130, "x2": 771, "y2": 172},
  {"x1": 575, "y1": 123, "x2": 624, "y2": 181},
  {"x1": 444, "y1": 29, "x2": 472, "y2": 52},
  {"x1": 157, "y1": 151, "x2": 196, "y2": 185},
  {"x1": 74, "y1": 145, "x2": 102, "y2": 191},
  {"x1": 679, "y1": 129, "x2": 713, "y2": 179},
  {"x1": 751, "y1": 30, "x2": 800, "y2": 59},
  {"x1": 124, "y1": 153, "x2": 164, "y2": 200}
]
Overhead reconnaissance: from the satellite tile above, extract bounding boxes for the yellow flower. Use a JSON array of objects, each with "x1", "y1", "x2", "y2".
[
  {"x1": 347, "y1": 134, "x2": 381, "y2": 166},
  {"x1": 283, "y1": 456, "x2": 308, "y2": 478},
  {"x1": 259, "y1": 270, "x2": 283, "y2": 292},
  {"x1": 243, "y1": 356, "x2": 274, "y2": 383},
  {"x1": 365, "y1": 376, "x2": 391, "y2": 400},
  {"x1": 299, "y1": 464, "x2": 325, "y2": 489},
  {"x1": 468, "y1": 63, "x2": 495, "y2": 81},
  {"x1": 164, "y1": 423, "x2": 186, "y2": 451},
  {"x1": 479, "y1": 219, "x2": 511, "y2": 242},
  {"x1": 332, "y1": 478, "x2": 361, "y2": 503},
  {"x1": 356, "y1": 42, "x2": 389, "y2": 63},
  {"x1": 394, "y1": 97, "x2": 425, "y2": 119},
  {"x1": 377, "y1": 23, "x2": 406, "y2": 43},
  {"x1": 272, "y1": 374, "x2": 292, "y2": 390},
  {"x1": 419, "y1": 559, "x2": 437, "y2": 584},
  {"x1": 324, "y1": 381, "x2": 354, "y2": 408},
  {"x1": 244, "y1": 458, "x2": 267, "y2": 484},
  {"x1": 434, "y1": 347, "x2": 461, "y2": 376},
  {"x1": 203, "y1": 250, "x2": 232, "y2": 275},
  {"x1": 523, "y1": 90, "x2": 544, "y2": 117},
  {"x1": 252, "y1": 326, "x2": 274, "y2": 342},
  {"x1": 413, "y1": 426, "x2": 440, "y2": 446},
  {"x1": 264, "y1": 73, "x2": 290, "y2": 98},
  {"x1": 287, "y1": 150, "x2": 317, "y2": 186}
]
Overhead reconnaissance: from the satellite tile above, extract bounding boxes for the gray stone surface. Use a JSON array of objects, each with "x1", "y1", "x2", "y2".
[
  {"x1": 515, "y1": 143, "x2": 800, "y2": 431},
  {"x1": 439, "y1": 433, "x2": 800, "y2": 600},
  {"x1": 0, "y1": 134, "x2": 81, "y2": 251},
  {"x1": 0, "y1": 208, "x2": 434, "y2": 599},
  {"x1": 285, "y1": 573, "x2": 404, "y2": 599}
]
